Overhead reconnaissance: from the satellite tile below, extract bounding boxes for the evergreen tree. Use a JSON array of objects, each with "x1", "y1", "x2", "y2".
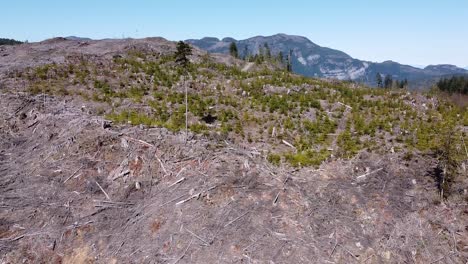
[
  {"x1": 286, "y1": 49, "x2": 293, "y2": 72},
  {"x1": 384, "y1": 74, "x2": 393, "y2": 88},
  {"x1": 400, "y1": 78, "x2": 408, "y2": 89},
  {"x1": 258, "y1": 45, "x2": 265, "y2": 61},
  {"x1": 394, "y1": 80, "x2": 400, "y2": 89},
  {"x1": 175, "y1": 41, "x2": 192, "y2": 70},
  {"x1": 437, "y1": 76, "x2": 468, "y2": 94},
  {"x1": 243, "y1": 45, "x2": 249, "y2": 60},
  {"x1": 253, "y1": 54, "x2": 262, "y2": 64},
  {"x1": 436, "y1": 124, "x2": 460, "y2": 199},
  {"x1": 277, "y1": 51, "x2": 284, "y2": 66},
  {"x1": 0, "y1": 38, "x2": 22, "y2": 46},
  {"x1": 229, "y1": 42, "x2": 238, "y2": 58},
  {"x1": 264, "y1": 43, "x2": 271, "y2": 59},
  {"x1": 376, "y1": 73, "x2": 383, "y2": 88}
]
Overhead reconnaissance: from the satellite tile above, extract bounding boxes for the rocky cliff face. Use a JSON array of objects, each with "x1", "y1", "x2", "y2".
[{"x1": 187, "y1": 33, "x2": 468, "y2": 88}]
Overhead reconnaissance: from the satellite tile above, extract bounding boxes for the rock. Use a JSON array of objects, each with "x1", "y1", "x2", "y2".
[
  {"x1": 121, "y1": 138, "x2": 129, "y2": 149},
  {"x1": 383, "y1": 251, "x2": 391, "y2": 260}
]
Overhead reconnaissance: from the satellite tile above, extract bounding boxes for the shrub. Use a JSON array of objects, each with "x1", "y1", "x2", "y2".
[
  {"x1": 267, "y1": 153, "x2": 281, "y2": 166},
  {"x1": 190, "y1": 123, "x2": 209, "y2": 134},
  {"x1": 337, "y1": 129, "x2": 361, "y2": 158},
  {"x1": 284, "y1": 149, "x2": 330, "y2": 167}
]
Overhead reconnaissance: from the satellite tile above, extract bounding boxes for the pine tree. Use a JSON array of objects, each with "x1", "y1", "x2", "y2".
[
  {"x1": 286, "y1": 49, "x2": 293, "y2": 72},
  {"x1": 258, "y1": 45, "x2": 265, "y2": 62},
  {"x1": 175, "y1": 41, "x2": 192, "y2": 70},
  {"x1": 277, "y1": 51, "x2": 284, "y2": 66},
  {"x1": 394, "y1": 80, "x2": 399, "y2": 89},
  {"x1": 264, "y1": 43, "x2": 271, "y2": 59},
  {"x1": 399, "y1": 78, "x2": 408, "y2": 89},
  {"x1": 384, "y1": 74, "x2": 393, "y2": 88},
  {"x1": 376, "y1": 73, "x2": 383, "y2": 88},
  {"x1": 436, "y1": 124, "x2": 460, "y2": 199},
  {"x1": 243, "y1": 45, "x2": 249, "y2": 60},
  {"x1": 0, "y1": 38, "x2": 22, "y2": 46},
  {"x1": 437, "y1": 76, "x2": 468, "y2": 94},
  {"x1": 229, "y1": 42, "x2": 238, "y2": 58}
]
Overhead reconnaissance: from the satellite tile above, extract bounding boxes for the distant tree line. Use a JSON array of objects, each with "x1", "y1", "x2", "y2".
[
  {"x1": 229, "y1": 42, "x2": 293, "y2": 72},
  {"x1": 437, "y1": 76, "x2": 468, "y2": 94},
  {"x1": 0, "y1": 38, "x2": 22, "y2": 46},
  {"x1": 376, "y1": 73, "x2": 408, "y2": 89}
]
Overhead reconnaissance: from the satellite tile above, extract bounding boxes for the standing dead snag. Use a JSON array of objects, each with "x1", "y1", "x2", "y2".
[{"x1": 174, "y1": 41, "x2": 192, "y2": 143}]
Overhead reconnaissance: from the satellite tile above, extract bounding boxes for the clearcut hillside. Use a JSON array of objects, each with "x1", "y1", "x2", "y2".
[{"x1": 0, "y1": 37, "x2": 467, "y2": 263}]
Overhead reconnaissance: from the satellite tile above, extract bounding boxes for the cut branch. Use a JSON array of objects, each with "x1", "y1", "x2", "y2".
[
  {"x1": 123, "y1": 136, "x2": 154, "y2": 148},
  {"x1": 282, "y1": 140, "x2": 296, "y2": 149},
  {"x1": 64, "y1": 166, "x2": 84, "y2": 183},
  {"x1": 356, "y1": 168, "x2": 383, "y2": 180},
  {"x1": 95, "y1": 181, "x2": 111, "y2": 201},
  {"x1": 224, "y1": 211, "x2": 250, "y2": 228}
]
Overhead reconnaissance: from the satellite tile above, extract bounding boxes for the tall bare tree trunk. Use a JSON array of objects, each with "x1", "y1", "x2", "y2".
[{"x1": 185, "y1": 75, "x2": 188, "y2": 143}]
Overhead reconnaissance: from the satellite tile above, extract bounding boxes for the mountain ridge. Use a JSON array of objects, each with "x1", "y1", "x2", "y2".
[
  {"x1": 187, "y1": 33, "x2": 468, "y2": 88},
  {"x1": 64, "y1": 36, "x2": 93, "y2": 41}
]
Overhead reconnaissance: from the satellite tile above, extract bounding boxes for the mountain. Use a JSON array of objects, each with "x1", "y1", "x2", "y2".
[
  {"x1": 424, "y1": 64, "x2": 468, "y2": 75},
  {"x1": 65, "y1": 36, "x2": 92, "y2": 41},
  {"x1": 410, "y1": 64, "x2": 426, "y2": 69},
  {"x1": 187, "y1": 34, "x2": 468, "y2": 88}
]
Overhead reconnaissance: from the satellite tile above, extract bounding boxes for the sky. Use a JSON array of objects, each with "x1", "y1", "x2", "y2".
[{"x1": 2, "y1": 0, "x2": 468, "y2": 67}]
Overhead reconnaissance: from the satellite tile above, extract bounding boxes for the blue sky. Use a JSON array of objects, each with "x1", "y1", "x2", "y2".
[{"x1": 3, "y1": 0, "x2": 467, "y2": 67}]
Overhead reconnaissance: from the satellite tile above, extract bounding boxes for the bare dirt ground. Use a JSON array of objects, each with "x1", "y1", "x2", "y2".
[
  {"x1": 0, "y1": 37, "x2": 467, "y2": 263},
  {"x1": 0, "y1": 92, "x2": 466, "y2": 263}
]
